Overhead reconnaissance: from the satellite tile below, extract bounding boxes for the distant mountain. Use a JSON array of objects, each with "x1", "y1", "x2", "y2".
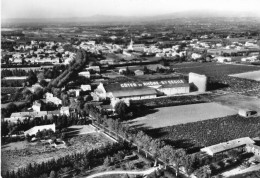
[{"x1": 2, "y1": 10, "x2": 260, "y2": 25}]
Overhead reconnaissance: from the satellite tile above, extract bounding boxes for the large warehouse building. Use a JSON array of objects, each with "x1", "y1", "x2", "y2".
[{"x1": 94, "y1": 77, "x2": 190, "y2": 101}]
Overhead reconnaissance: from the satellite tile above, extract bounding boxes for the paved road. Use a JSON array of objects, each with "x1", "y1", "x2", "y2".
[{"x1": 86, "y1": 167, "x2": 158, "y2": 178}]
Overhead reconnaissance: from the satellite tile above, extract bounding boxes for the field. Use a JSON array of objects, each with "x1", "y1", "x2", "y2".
[
  {"x1": 212, "y1": 93, "x2": 260, "y2": 116},
  {"x1": 1, "y1": 132, "x2": 113, "y2": 173},
  {"x1": 128, "y1": 102, "x2": 237, "y2": 129},
  {"x1": 229, "y1": 70, "x2": 260, "y2": 81},
  {"x1": 173, "y1": 62, "x2": 260, "y2": 77},
  {"x1": 66, "y1": 125, "x2": 97, "y2": 136},
  {"x1": 146, "y1": 115, "x2": 260, "y2": 153},
  {"x1": 174, "y1": 62, "x2": 260, "y2": 96}
]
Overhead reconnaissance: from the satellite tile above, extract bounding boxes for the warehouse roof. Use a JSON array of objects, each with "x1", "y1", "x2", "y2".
[
  {"x1": 104, "y1": 78, "x2": 189, "y2": 92},
  {"x1": 111, "y1": 87, "x2": 157, "y2": 98},
  {"x1": 201, "y1": 137, "x2": 255, "y2": 156}
]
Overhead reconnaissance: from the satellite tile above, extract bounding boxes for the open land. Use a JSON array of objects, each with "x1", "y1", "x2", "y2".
[
  {"x1": 128, "y1": 102, "x2": 237, "y2": 129},
  {"x1": 212, "y1": 93, "x2": 260, "y2": 116},
  {"x1": 1, "y1": 132, "x2": 113, "y2": 173},
  {"x1": 229, "y1": 70, "x2": 260, "y2": 81},
  {"x1": 174, "y1": 63, "x2": 260, "y2": 77}
]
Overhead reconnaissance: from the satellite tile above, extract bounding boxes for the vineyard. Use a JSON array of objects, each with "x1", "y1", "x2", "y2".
[
  {"x1": 146, "y1": 115, "x2": 260, "y2": 153},
  {"x1": 174, "y1": 63, "x2": 260, "y2": 96}
]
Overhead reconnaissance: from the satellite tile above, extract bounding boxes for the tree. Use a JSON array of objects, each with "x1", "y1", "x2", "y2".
[
  {"x1": 103, "y1": 156, "x2": 111, "y2": 167},
  {"x1": 25, "y1": 133, "x2": 31, "y2": 142},
  {"x1": 49, "y1": 170, "x2": 57, "y2": 178},
  {"x1": 114, "y1": 101, "x2": 128, "y2": 119},
  {"x1": 27, "y1": 70, "x2": 38, "y2": 85},
  {"x1": 37, "y1": 72, "x2": 45, "y2": 82},
  {"x1": 170, "y1": 149, "x2": 186, "y2": 176},
  {"x1": 36, "y1": 130, "x2": 43, "y2": 139}
]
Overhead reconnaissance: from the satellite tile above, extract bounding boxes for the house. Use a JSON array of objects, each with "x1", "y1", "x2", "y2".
[
  {"x1": 78, "y1": 71, "x2": 90, "y2": 78},
  {"x1": 134, "y1": 70, "x2": 144, "y2": 76},
  {"x1": 238, "y1": 109, "x2": 257, "y2": 117},
  {"x1": 241, "y1": 56, "x2": 258, "y2": 62},
  {"x1": 60, "y1": 107, "x2": 70, "y2": 116},
  {"x1": 86, "y1": 66, "x2": 100, "y2": 73},
  {"x1": 215, "y1": 56, "x2": 232, "y2": 63},
  {"x1": 45, "y1": 92, "x2": 62, "y2": 105},
  {"x1": 246, "y1": 144, "x2": 260, "y2": 157},
  {"x1": 81, "y1": 85, "x2": 91, "y2": 91},
  {"x1": 24, "y1": 123, "x2": 55, "y2": 136},
  {"x1": 32, "y1": 100, "x2": 42, "y2": 112},
  {"x1": 191, "y1": 53, "x2": 202, "y2": 60},
  {"x1": 201, "y1": 137, "x2": 255, "y2": 157}
]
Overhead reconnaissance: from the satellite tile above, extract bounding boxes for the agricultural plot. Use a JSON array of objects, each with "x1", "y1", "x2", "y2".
[
  {"x1": 1, "y1": 133, "x2": 112, "y2": 173},
  {"x1": 174, "y1": 63, "x2": 260, "y2": 77},
  {"x1": 128, "y1": 102, "x2": 237, "y2": 129},
  {"x1": 174, "y1": 62, "x2": 260, "y2": 96},
  {"x1": 212, "y1": 93, "x2": 260, "y2": 116},
  {"x1": 146, "y1": 115, "x2": 260, "y2": 152},
  {"x1": 229, "y1": 70, "x2": 260, "y2": 81}
]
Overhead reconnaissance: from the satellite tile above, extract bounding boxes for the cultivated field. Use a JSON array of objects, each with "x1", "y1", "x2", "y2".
[
  {"x1": 146, "y1": 115, "x2": 260, "y2": 151},
  {"x1": 128, "y1": 102, "x2": 237, "y2": 129},
  {"x1": 174, "y1": 63, "x2": 260, "y2": 77},
  {"x1": 229, "y1": 70, "x2": 260, "y2": 81},
  {"x1": 1, "y1": 133, "x2": 112, "y2": 173}
]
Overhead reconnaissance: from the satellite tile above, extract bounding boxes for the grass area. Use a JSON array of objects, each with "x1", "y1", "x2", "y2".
[
  {"x1": 1, "y1": 133, "x2": 112, "y2": 173},
  {"x1": 66, "y1": 125, "x2": 97, "y2": 137},
  {"x1": 229, "y1": 70, "x2": 260, "y2": 81},
  {"x1": 128, "y1": 102, "x2": 237, "y2": 129}
]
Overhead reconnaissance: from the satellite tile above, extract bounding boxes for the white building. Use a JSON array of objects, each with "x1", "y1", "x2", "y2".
[
  {"x1": 215, "y1": 56, "x2": 232, "y2": 63},
  {"x1": 46, "y1": 92, "x2": 62, "y2": 105},
  {"x1": 78, "y1": 71, "x2": 90, "y2": 78},
  {"x1": 24, "y1": 123, "x2": 56, "y2": 136}
]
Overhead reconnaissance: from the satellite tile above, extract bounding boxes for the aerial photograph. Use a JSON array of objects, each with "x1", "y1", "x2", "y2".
[{"x1": 1, "y1": 0, "x2": 260, "y2": 177}]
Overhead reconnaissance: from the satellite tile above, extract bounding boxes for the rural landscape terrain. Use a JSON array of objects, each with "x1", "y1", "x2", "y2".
[{"x1": 1, "y1": 0, "x2": 260, "y2": 178}]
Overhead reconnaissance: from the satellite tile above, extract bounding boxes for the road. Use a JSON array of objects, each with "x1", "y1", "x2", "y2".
[{"x1": 86, "y1": 167, "x2": 158, "y2": 178}]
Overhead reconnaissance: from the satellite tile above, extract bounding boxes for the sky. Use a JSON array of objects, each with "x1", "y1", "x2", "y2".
[{"x1": 1, "y1": 0, "x2": 260, "y2": 19}]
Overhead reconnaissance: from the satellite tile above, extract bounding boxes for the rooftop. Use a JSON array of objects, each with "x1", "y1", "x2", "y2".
[{"x1": 201, "y1": 137, "x2": 255, "y2": 155}]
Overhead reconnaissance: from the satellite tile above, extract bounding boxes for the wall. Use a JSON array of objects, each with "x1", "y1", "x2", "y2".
[{"x1": 189, "y1": 72, "x2": 207, "y2": 92}]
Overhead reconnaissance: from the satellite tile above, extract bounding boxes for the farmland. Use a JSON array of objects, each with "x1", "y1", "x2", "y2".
[
  {"x1": 229, "y1": 70, "x2": 260, "y2": 81},
  {"x1": 1, "y1": 133, "x2": 113, "y2": 173},
  {"x1": 212, "y1": 93, "x2": 260, "y2": 116},
  {"x1": 145, "y1": 115, "x2": 260, "y2": 153},
  {"x1": 174, "y1": 62, "x2": 260, "y2": 96},
  {"x1": 174, "y1": 62, "x2": 260, "y2": 77},
  {"x1": 128, "y1": 102, "x2": 237, "y2": 129}
]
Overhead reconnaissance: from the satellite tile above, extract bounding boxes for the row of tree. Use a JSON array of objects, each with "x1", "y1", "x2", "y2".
[{"x1": 1, "y1": 69, "x2": 31, "y2": 78}]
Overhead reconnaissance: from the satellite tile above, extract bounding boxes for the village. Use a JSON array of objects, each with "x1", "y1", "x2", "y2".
[{"x1": 1, "y1": 15, "x2": 260, "y2": 178}]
